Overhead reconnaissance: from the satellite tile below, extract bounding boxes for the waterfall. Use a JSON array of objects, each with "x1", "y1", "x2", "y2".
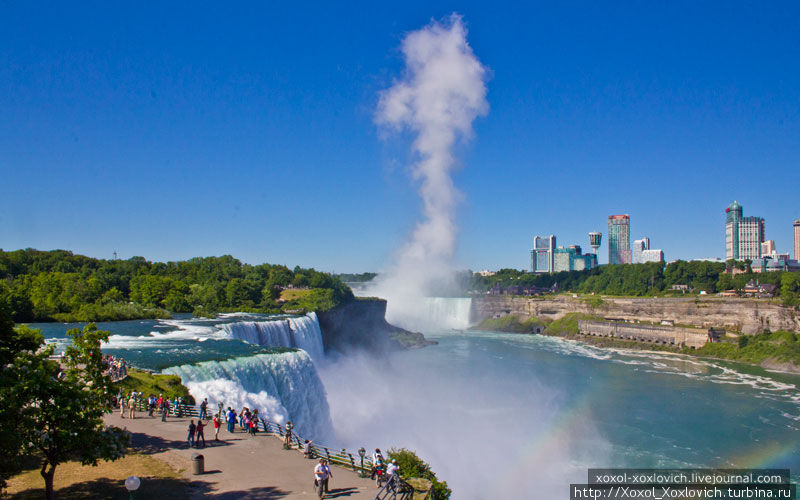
[
  {"x1": 385, "y1": 297, "x2": 473, "y2": 332},
  {"x1": 222, "y1": 312, "x2": 324, "y2": 360},
  {"x1": 163, "y1": 351, "x2": 332, "y2": 440}
]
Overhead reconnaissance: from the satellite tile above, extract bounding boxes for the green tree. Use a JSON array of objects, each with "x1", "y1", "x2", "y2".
[
  {"x1": 387, "y1": 448, "x2": 451, "y2": 499},
  {"x1": 2, "y1": 320, "x2": 129, "y2": 499},
  {"x1": 781, "y1": 273, "x2": 800, "y2": 307}
]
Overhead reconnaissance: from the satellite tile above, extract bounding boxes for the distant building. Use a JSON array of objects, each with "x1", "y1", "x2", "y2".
[
  {"x1": 530, "y1": 235, "x2": 556, "y2": 274},
  {"x1": 794, "y1": 220, "x2": 800, "y2": 260},
  {"x1": 475, "y1": 270, "x2": 496, "y2": 277},
  {"x1": 725, "y1": 200, "x2": 743, "y2": 260},
  {"x1": 761, "y1": 240, "x2": 776, "y2": 256},
  {"x1": 640, "y1": 249, "x2": 664, "y2": 263},
  {"x1": 608, "y1": 215, "x2": 631, "y2": 265},
  {"x1": 739, "y1": 216, "x2": 765, "y2": 260},
  {"x1": 725, "y1": 201, "x2": 764, "y2": 261},
  {"x1": 553, "y1": 245, "x2": 598, "y2": 272}
]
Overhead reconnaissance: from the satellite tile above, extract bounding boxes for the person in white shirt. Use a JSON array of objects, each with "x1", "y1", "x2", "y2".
[
  {"x1": 386, "y1": 459, "x2": 400, "y2": 491},
  {"x1": 313, "y1": 458, "x2": 332, "y2": 497}
]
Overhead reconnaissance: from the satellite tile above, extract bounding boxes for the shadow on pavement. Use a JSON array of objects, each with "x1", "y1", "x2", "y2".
[
  {"x1": 9, "y1": 476, "x2": 212, "y2": 500},
  {"x1": 325, "y1": 487, "x2": 362, "y2": 498},
  {"x1": 128, "y1": 431, "x2": 235, "y2": 455},
  {"x1": 198, "y1": 485, "x2": 290, "y2": 499}
]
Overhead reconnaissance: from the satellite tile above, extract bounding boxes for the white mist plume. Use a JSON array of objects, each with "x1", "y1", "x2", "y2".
[{"x1": 370, "y1": 14, "x2": 488, "y2": 328}]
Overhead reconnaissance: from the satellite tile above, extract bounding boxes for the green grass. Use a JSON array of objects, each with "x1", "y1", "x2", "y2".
[
  {"x1": 543, "y1": 312, "x2": 602, "y2": 336},
  {"x1": 51, "y1": 303, "x2": 171, "y2": 322},
  {"x1": 114, "y1": 368, "x2": 194, "y2": 403},
  {"x1": 689, "y1": 330, "x2": 800, "y2": 366}
]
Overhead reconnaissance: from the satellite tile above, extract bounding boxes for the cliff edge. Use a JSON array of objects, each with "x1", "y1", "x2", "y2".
[{"x1": 317, "y1": 298, "x2": 434, "y2": 354}]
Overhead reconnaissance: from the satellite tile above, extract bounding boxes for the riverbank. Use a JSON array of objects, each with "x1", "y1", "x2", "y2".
[{"x1": 471, "y1": 314, "x2": 800, "y2": 375}]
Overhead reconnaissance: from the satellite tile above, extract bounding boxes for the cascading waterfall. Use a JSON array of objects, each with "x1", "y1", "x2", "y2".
[
  {"x1": 222, "y1": 312, "x2": 325, "y2": 360},
  {"x1": 164, "y1": 351, "x2": 332, "y2": 440},
  {"x1": 385, "y1": 297, "x2": 473, "y2": 332}
]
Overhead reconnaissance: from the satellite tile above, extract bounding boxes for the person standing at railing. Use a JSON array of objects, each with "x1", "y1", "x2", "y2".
[
  {"x1": 303, "y1": 440, "x2": 313, "y2": 459},
  {"x1": 199, "y1": 398, "x2": 208, "y2": 420},
  {"x1": 386, "y1": 459, "x2": 400, "y2": 493},
  {"x1": 284, "y1": 421, "x2": 294, "y2": 448}
]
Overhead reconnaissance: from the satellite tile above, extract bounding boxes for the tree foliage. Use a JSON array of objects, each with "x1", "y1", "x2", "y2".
[
  {"x1": 387, "y1": 448, "x2": 451, "y2": 499},
  {"x1": 0, "y1": 302, "x2": 129, "y2": 498},
  {"x1": 0, "y1": 249, "x2": 354, "y2": 322},
  {"x1": 472, "y1": 260, "x2": 798, "y2": 299}
]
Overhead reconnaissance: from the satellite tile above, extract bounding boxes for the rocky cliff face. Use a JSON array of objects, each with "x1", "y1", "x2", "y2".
[
  {"x1": 317, "y1": 298, "x2": 429, "y2": 354},
  {"x1": 472, "y1": 296, "x2": 800, "y2": 334}
]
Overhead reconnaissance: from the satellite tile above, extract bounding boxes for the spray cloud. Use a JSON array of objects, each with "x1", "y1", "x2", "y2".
[{"x1": 371, "y1": 14, "x2": 488, "y2": 326}]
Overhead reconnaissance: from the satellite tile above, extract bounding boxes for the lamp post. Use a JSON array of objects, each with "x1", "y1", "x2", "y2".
[
  {"x1": 358, "y1": 447, "x2": 366, "y2": 478},
  {"x1": 124, "y1": 476, "x2": 140, "y2": 500}
]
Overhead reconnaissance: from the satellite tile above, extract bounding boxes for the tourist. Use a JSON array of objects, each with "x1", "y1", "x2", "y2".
[
  {"x1": 119, "y1": 394, "x2": 126, "y2": 419},
  {"x1": 227, "y1": 407, "x2": 237, "y2": 433},
  {"x1": 284, "y1": 421, "x2": 294, "y2": 448},
  {"x1": 148, "y1": 395, "x2": 155, "y2": 417},
  {"x1": 213, "y1": 414, "x2": 221, "y2": 441},
  {"x1": 195, "y1": 419, "x2": 206, "y2": 448},
  {"x1": 187, "y1": 420, "x2": 196, "y2": 448},
  {"x1": 386, "y1": 459, "x2": 400, "y2": 492},
  {"x1": 128, "y1": 393, "x2": 136, "y2": 419},
  {"x1": 303, "y1": 439, "x2": 313, "y2": 459},
  {"x1": 199, "y1": 398, "x2": 208, "y2": 420},
  {"x1": 313, "y1": 458, "x2": 332, "y2": 498},
  {"x1": 161, "y1": 398, "x2": 169, "y2": 422}
]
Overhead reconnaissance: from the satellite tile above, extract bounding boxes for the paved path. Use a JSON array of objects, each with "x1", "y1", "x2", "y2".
[{"x1": 105, "y1": 413, "x2": 378, "y2": 499}]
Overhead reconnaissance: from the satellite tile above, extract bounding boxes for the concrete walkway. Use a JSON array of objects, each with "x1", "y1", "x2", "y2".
[{"x1": 105, "y1": 413, "x2": 379, "y2": 499}]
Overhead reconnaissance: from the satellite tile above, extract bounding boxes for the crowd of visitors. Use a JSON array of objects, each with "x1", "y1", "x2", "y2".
[{"x1": 102, "y1": 354, "x2": 128, "y2": 380}]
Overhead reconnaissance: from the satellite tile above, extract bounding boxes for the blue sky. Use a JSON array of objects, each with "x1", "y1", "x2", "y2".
[{"x1": 1, "y1": 2, "x2": 798, "y2": 272}]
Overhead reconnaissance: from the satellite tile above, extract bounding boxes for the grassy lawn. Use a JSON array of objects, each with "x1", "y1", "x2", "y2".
[
  {"x1": 115, "y1": 368, "x2": 194, "y2": 404},
  {"x1": 6, "y1": 454, "x2": 189, "y2": 499},
  {"x1": 279, "y1": 289, "x2": 313, "y2": 301}
]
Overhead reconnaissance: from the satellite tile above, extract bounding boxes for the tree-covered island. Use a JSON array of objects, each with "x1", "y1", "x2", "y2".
[{"x1": 0, "y1": 249, "x2": 354, "y2": 323}]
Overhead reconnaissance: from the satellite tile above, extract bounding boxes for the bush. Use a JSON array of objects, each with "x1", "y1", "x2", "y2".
[{"x1": 387, "y1": 448, "x2": 451, "y2": 499}]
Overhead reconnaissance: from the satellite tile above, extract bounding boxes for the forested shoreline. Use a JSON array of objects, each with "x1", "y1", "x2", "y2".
[
  {"x1": 471, "y1": 261, "x2": 800, "y2": 306},
  {"x1": 0, "y1": 249, "x2": 353, "y2": 322}
]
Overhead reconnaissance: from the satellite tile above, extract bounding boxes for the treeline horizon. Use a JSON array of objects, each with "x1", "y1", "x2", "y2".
[
  {"x1": 471, "y1": 261, "x2": 800, "y2": 306},
  {"x1": 0, "y1": 248, "x2": 353, "y2": 322}
]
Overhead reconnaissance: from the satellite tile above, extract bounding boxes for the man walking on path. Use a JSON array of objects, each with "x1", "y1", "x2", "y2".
[
  {"x1": 187, "y1": 420, "x2": 196, "y2": 448},
  {"x1": 313, "y1": 458, "x2": 332, "y2": 498},
  {"x1": 161, "y1": 398, "x2": 169, "y2": 421},
  {"x1": 128, "y1": 394, "x2": 136, "y2": 419},
  {"x1": 195, "y1": 419, "x2": 206, "y2": 448}
]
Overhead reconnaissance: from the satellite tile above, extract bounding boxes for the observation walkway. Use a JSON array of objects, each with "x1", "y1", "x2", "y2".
[{"x1": 104, "y1": 410, "x2": 380, "y2": 499}]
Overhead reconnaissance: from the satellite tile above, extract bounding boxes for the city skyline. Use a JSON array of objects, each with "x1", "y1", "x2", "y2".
[{"x1": 1, "y1": 3, "x2": 799, "y2": 272}]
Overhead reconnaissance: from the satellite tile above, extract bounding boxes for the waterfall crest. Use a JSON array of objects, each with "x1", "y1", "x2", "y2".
[
  {"x1": 385, "y1": 297, "x2": 473, "y2": 332},
  {"x1": 164, "y1": 351, "x2": 332, "y2": 440},
  {"x1": 222, "y1": 312, "x2": 324, "y2": 360}
]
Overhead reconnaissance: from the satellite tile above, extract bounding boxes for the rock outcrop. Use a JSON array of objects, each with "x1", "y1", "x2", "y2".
[
  {"x1": 472, "y1": 296, "x2": 800, "y2": 334},
  {"x1": 317, "y1": 298, "x2": 431, "y2": 354}
]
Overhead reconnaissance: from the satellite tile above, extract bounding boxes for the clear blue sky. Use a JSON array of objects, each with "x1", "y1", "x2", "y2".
[{"x1": 1, "y1": 2, "x2": 799, "y2": 272}]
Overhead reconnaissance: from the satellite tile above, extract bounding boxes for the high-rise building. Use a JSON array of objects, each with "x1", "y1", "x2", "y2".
[
  {"x1": 725, "y1": 201, "x2": 765, "y2": 261},
  {"x1": 632, "y1": 237, "x2": 650, "y2": 264},
  {"x1": 553, "y1": 245, "x2": 598, "y2": 272},
  {"x1": 761, "y1": 240, "x2": 776, "y2": 257},
  {"x1": 589, "y1": 232, "x2": 602, "y2": 255},
  {"x1": 794, "y1": 220, "x2": 800, "y2": 260},
  {"x1": 739, "y1": 216, "x2": 765, "y2": 260},
  {"x1": 530, "y1": 235, "x2": 556, "y2": 273},
  {"x1": 725, "y1": 200, "x2": 743, "y2": 260},
  {"x1": 608, "y1": 215, "x2": 631, "y2": 265}
]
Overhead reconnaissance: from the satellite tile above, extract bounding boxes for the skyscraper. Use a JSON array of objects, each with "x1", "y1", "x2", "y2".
[
  {"x1": 531, "y1": 235, "x2": 556, "y2": 273},
  {"x1": 725, "y1": 200, "x2": 743, "y2": 260},
  {"x1": 725, "y1": 201, "x2": 765, "y2": 261},
  {"x1": 794, "y1": 220, "x2": 800, "y2": 260},
  {"x1": 608, "y1": 215, "x2": 631, "y2": 265},
  {"x1": 632, "y1": 237, "x2": 650, "y2": 264}
]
